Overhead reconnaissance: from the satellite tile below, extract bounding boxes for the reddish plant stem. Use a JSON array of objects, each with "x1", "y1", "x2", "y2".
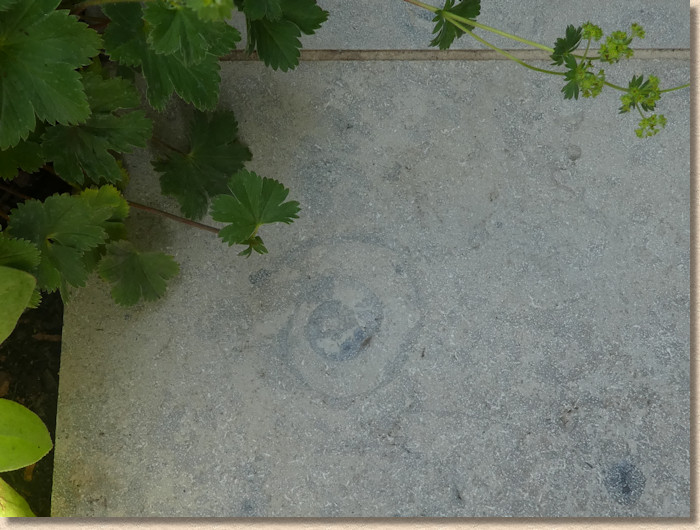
[
  {"x1": 127, "y1": 200, "x2": 220, "y2": 234},
  {"x1": 0, "y1": 182, "x2": 32, "y2": 201}
]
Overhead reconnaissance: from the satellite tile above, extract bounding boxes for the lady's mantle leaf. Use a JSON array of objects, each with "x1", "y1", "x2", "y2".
[
  {"x1": 243, "y1": 0, "x2": 282, "y2": 21},
  {"x1": 103, "y1": 3, "x2": 227, "y2": 111},
  {"x1": 183, "y1": 0, "x2": 235, "y2": 21},
  {"x1": 7, "y1": 194, "x2": 110, "y2": 294},
  {"x1": 0, "y1": 0, "x2": 102, "y2": 149},
  {"x1": 245, "y1": 0, "x2": 328, "y2": 71},
  {"x1": 98, "y1": 240, "x2": 179, "y2": 306},
  {"x1": 0, "y1": 234, "x2": 41, "y2": 272},
  {"x1": 41, "y1": 71, "x2": 152, "y2": 187},
  {"x1": 211, "y1": 170, "x2": 299, "y2": 255},
  {"x1": 0, "y1": 139, "x2": 45, "y2": 180},
  {"x1": 550, "y1": 25, "x2": 582, "y2": 65},
  {"x1": 430, "y1": 0, "x2": 480, "y2": 50},
  {"x1": 144, "y1": 1, "x2": 241, "y2": 65},
  {"x1": 152, "y1": 110, "x2": 251, "y2": 220}
]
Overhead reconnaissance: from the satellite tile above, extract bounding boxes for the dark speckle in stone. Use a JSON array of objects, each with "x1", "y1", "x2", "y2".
[
  {"x1": 249, "y1": 268, "x2": 271, "y2": 285},
  {"x1": 603, "y1": 460, "x2": 646, "y2": 505}
]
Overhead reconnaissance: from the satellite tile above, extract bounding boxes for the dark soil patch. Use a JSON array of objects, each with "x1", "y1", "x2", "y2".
[{"x1": 1, "y1": 170, "x2": 70, "y2": 517}]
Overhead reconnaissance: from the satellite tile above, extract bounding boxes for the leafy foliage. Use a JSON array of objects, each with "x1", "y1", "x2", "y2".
[
  {"x1": 561, "y1": 55, "x2": 605, "y2": 100},
  {"x1": 430, "y1": 0, "x2": 481, "y2": 50},
  {"x1": 6, "y1": 193, "x2": 110, "y2": 295},
  {"x1": 103, "y1": 2, "x2": 238, "y2": 111},
  {"x1": 98, "y1": 241, "x2": 179, "y2": 306},
  {"x1": 0, "y1": 0, "x2": 102, "y2": 149},
  {"x1": 152, "y1": 110, "x2": 252, "y2": 220},
  {"x1": 183, "y1": 0, "x2": 236, "y2": 21},
  {"x1": 0, "y1": 138, "x2": 45, "y2": 180},
  {"x1": 550, "y1": 25, "x2": 582, "y2": 65},
  {"x1": 211, "y1": 170, "x2": 300, "y2": 256},
  {"x1": 41, "y1": 70, "x2": 153, "y2": 186},
  {"x1": 241, "y1": 0, "x2": 329, "y2": 71}
]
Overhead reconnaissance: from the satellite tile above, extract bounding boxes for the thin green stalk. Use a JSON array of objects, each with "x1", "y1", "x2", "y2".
[
  {"x1": 446, "y1": 15, "x2": 564, "y2": 76},
  {"x1": 660, "y1": 83, "x2": 691, "y2": 93}
]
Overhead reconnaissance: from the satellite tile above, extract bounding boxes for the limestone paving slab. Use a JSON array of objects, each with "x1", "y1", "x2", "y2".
[
  {"x1": 230, "y1": 0, "x2": 690, "y2": 51},
  {"x1": 52, "y1": 58, "x2": 690, "y2": 517}
]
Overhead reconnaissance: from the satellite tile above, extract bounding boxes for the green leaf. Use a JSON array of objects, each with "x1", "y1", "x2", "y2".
[
  {"x1": 280, "y1": 0, "x2": 328, "y2": 35},
  {"x1": 0, "y1": 477, "x2": 36, "y2": 517},
  {"x1": 153, "y1": 110, "x2": 251, "y2": 220},
  {"x1": 0, "y1": 0, "x2": 102, "y2": 149},
  {"x1": 246, "y1": 17, "x2": 301, "y2": 71},
  {"x1": 0, "y1": 266, "x2": 36, "y2": 344},
  {"x1": 0, "y1": 0, "x2": 20, "y2": 11},
  {"x1": 430, "y1": 0, "x2": 480, "y2": 50},
  {"x1": 0, "y1": 234, "x2": 41, "y2": 272},
  {"x1": 551, "y1": 24, "x2": 582, "y2": 65},
  {"x1": 0, "y1": 398, "x2": 52, "y2": 472},
  {"x1": 98, "y1": 240, "x2": 179, "y2": 306},
  {"x1": 78, "y1": 185, "x2": 130, "y2": 241},
  {"x1": 144, "y1": 1, "x2": 241, "y2": 65},
  {"x1": 0, "y1": 139, "x2": 45, "y2": 180},
  {"x1": 41, "y1": 70, "x2": 152, "y2": 187},
  {"x1": 103, "y1": 3, "x2": 223, "y2": 111},
  {"x1": 242, "y1": 0, "x2": 327, "y2": 70},
  {"x1": 211, "y1": 169, "x2": 299, "y2": 253},
  {"x1": 243, "y1": 0, "x2": 282, "y2": 20},
  {"x1": 7, "y1": 194, "x2": 110, "y2": 293},
  {"x1": 0, "y1": 235, "x2": 41, "y2": 309},
  {"x1": 183, "y1": 0, "x2": 235, "y2": 21}
]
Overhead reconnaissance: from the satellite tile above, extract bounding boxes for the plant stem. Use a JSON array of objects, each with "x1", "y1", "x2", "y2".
[
  {"x1": 661, "y1": 83, "x2": 691, "y2": 93},
  {"x1": 404, "y1": 0, "x2": 555, "y2": 52},
  {"x1": 127, "y1": 201, "x2": 220, "y2": 234},
  {"x1": 445, "y1": 16, "x2": 563, "y2": 76},
  {"x1": 0, "y1": 182, "x2": 32, "y2": 201},
  {"x1": 151, "y1": 136, "x2": 188, "y2": 156}
]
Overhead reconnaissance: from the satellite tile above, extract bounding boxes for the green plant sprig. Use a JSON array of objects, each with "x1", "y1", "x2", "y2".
[{"x1": 404, "y1": 0, "x2": 690, "y2": 138}]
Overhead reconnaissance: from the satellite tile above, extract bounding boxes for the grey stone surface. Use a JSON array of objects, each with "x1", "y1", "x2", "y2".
[
  {"x1": 229, "y1": 1, "x2": 690, "y2": 50},
  {"x1": 52, "y1": 55, "x2": 690, "y2": 517}
]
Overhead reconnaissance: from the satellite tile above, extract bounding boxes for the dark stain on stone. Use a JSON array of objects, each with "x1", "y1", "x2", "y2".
[{"x1": 603, "y1": 460, "x2": 646, "y2": 505}]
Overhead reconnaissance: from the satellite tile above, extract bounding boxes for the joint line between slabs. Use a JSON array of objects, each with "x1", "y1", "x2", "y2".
[{"x1": 223, "y1": 48, "x2": 690, "y2": 62}]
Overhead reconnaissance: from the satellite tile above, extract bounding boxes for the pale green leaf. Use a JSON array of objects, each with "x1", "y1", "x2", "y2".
[
  {"x1": 0, "y1": 266, "x2": 36, "y2": 344},
  {"x1": 0, "y1": 398, "x2": 52, "y2": 472}
]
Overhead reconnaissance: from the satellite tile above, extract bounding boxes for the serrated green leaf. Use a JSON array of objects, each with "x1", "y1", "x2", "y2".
[
  {"x1": 79, "y1": 185, "x2": 129, "y2": 240},
  {"x1": 430, "y1": 0, "x2": 480, "y2": 50},
  {"x1": 244, "y1": 0, "x2": 282, "y2": 20},
  {"x1": 211, "y1": 169, "x2": 299, "y2": 252},
  {"x1": 0, "y1": 0, "x2": 102, "y2": 149},
  {"x1": 41, "y1": 70, "x2": 152, "y2": 187},
  {"x1": 98, "y1": 240, "x2": 179, "y2": 306},
  {"x1": 551, "y1": 24, "x2": 582, "y2": 65},
  {"x1": 247, "y1": 17, "x2": 301, "y2": 71},
  {"x1": 103, "y1": 3, "x2": 223, "y2": 111},
  {"x1": 0, "y1": 398, "x2": 52, "y2": 472},
  {"x1": 280, "y1": 0, "x2": 328, "y2": 35},
  {"x1": 0, "y1": 139, "x2": 45, "y2": 180},
  {"x1": 153, "y1": 110, "x2": 251, "y2": 220},
  {"x1": 7, "y1": 194, "x2": 109, "y2": 292},
  {"x1": 144, "y1": 1, "x2": 240, "y2": 64},
  {"x1": 0, "y1": 234, "x2": 41, "y2": 272},
  {"x1": 0, "y1": 266, "x2": 36, "y2": 344}
]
